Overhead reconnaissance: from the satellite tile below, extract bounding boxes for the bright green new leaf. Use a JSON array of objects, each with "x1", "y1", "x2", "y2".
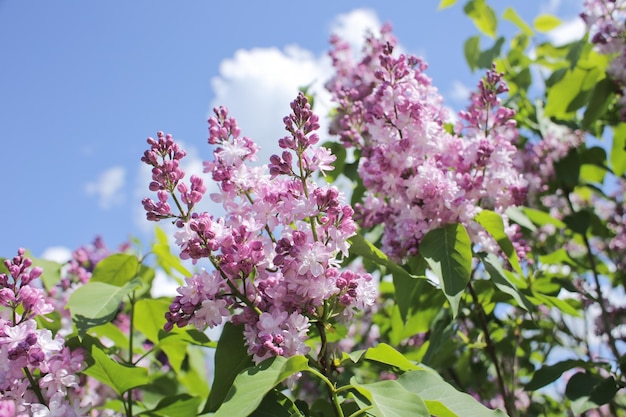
[
  {"x1": 205, "y1": 322, "x2": 254, "y2": 413},
  {"x1": 28, "y1": 256, "x2": 62, "y2": 291},
  {"x1": 438, "y1": 0, "x2": 457, "y2": 9},
  {"x1": 611, "y1": 124, "x2": 626, "y2": 176},
  {"x1": 464, "y1": 36, "x2": 481, "y2": 72},
  {"x1": 522, "y1": 207, "x2": 566, "y2": 229},
  {"x1": 534, "y1": 14, "x2": 561, "y2": 32},
  {"x1": 69, "y1": 278, "x2": 142, "y2": 336},
  {"x1": 505, "y1": 206, "x2": 536, "y2": 232},
  {"x1": 502, "y1": 7, "x2": 533, "y2": 37},
  {"x1": 353, "y1": 379, "x2": 430, "y2": 416},
  {"x1": 398, "y1": 369, "x2": 508, "y2": 416},
  {"x1": 213, "y1": 356, "x2": 310, "y2": 417},
  {"x1": 464, "y1": 0, "x2": 497, "y2": 38},
  {"x1": 90, "y1": 253, "x2": 139, "y2": 287},
  {"x1": 153, "y1": 226, "x2": 191, "y2": 279},
  {"x1": 83, "y1": 345, "x2": 148, "y2": 396},
  {"x1": 420, "y1": 223, "x2": 472, "y2": 317},
  {"x1": 475, "y1": 210, "x2": 522, "y2": 273},
  {"x1": 363, "y1": 343, "x2": 421, "y2": 371}
]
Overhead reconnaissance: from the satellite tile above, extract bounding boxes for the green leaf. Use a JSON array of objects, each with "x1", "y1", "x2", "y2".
[
  {"x1": 522, "y1": 207, "x2": 566, "y2": 229},
  {"x1": 464, "y1": 0, "x2": 497, "y2": 38},
  {"x1": 83, "y1": 345, "x2": 149, "y2": 396},
  {"x1": 438, "y1": 0, "x2": 457, "y2": 9},
  {"x1": 464, "y1": 36, "x2": 481, "y2": 72},
  {"x1": 475, "y1": 210, "x2": 521, "y2": 273},
  {"x1": 420, "y1": 223, "x2": 472, "y2": 317},
  {"x1": 213, "y1": 356, "x2": 310, "y2": 417},
  {"x1": 481, "y1": 253, "x2": 533, "y2": 312},
  {"x1": 611, "y1": 124, "x2": 626, "y2": 176},
  {"x1": 398, "y1": 369, "x2": 508, "y2": 416},
  {"x1": 28, "y1": 257, "x2": 62, "y2": 291},
  {"x1": 205, "y1": 322, "x2": 254, "y2": 413},
  {"x1": 353, "y1": 379, "x2": 430, "y2": 417},
  {"x1": 249, "y1": 390, "x2": 306, "y2": 417},
  {"x1": 582, "y1": 77, "x2": 616, "y2": 129},
  {"x1": 566, "y1": 373, "x2": 620, "y2": 414},
  {"x1": 505, "y1": 206, "x2": 536, "y2": 232},
  {"x1": 139, "y1": 394, "x2": 202, "y2": 417},
  {"x1": 90, "y1": 253, "x2": 139, "y2": 287},
  {"x1": 477, "y1": 37, "x2": 505, "y2": 70},
  {"x1": 502, "y1": 7, "x2": 533, "y2": 37},
  {"x1": 349, "y1": 233, "x2": 423, "y2": 282},
  {"x1": 153, "y1": 226, "x2": 191, "y2": 279},
  {"x1": 545, "y1": 66, "x2": 602, "y2": 119},
  {"x1": 526, "y1": 359, "x2": 590, "y2": 391},
  {"x1": 321, "y1": 141, "x2": 346, "y2": 183},
  {"x1": 534, "y1": 14, "x2": 561, "y2": 32},
  {"x1": 363, "y1": 343, "x2": 421, "y2": 371},
  {"x1": 68, "y1": 278, "x2": 142, "y2": 337}
]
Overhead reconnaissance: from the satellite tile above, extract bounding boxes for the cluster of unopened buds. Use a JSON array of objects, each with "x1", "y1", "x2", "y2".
[{"x1": 143, "y1": 92, "x2": 376, "y2": 364}]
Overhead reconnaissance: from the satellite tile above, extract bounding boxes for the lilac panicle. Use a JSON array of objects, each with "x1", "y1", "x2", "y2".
[
  {"x1": 326, "y1": 27, "x2": 528, "y2": 262},
  {"x1": 144, "y1": 92, "x2": 376, "y2": 364}
]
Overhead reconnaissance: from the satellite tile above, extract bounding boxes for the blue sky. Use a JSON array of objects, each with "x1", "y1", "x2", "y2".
[{"x1": 0, "y1": 0, "x2": 585, "y2": 261}]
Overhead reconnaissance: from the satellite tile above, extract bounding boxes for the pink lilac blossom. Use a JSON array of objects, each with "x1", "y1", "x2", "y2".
[
  {"x1": 325, "y1": 26, "x2": 527, "y2": 262},
  {"x1": 581, "y1": 0, "x2": 626, "y2": 119},
  {"x1": 0, "y1": 250, "x2": 87, "y2": 417},
  {"x1": 144, "y1": 92, "x2": 377, "y2": 364}
]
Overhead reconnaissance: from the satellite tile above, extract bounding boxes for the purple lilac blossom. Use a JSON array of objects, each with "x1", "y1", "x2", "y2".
[
  {"x1": 144, "y1": 92, "x2": 377, "y2": 364},
  {"x1": 325, "y1": 25, "x2": 528, "y2": 262}
]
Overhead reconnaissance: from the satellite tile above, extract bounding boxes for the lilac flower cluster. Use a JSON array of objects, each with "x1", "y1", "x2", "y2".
[
  {"x1": 0, "y1": 249, "x2": 87, "y2": 417},
  {"x1": 143, "y1": 93, "x2": 376, "y2": 364},
  {"x1": 325, "y1": 26, "x2": 527, "y2": 261},
  {"x1": 582, "y1": 0, "x2": 626, "y2": 119}
]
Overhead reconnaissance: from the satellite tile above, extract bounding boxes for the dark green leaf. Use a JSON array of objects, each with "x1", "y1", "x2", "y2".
[
  {"x1": 582, "y1": 78, "x2": 616, "y2": 129},
  {"x1": 321, "y1": 141, "x2": 346, "y2": 183},
  {"x1": 249, "y1": 390, "x2": 306, "y2": 417},
  {"x1": 139, "y1": 394, "x2": 202, "y2": 417},
  {"x1": 478, "y1": 37, "x2": 505, "y2": 69},
  {"x1": 481, "y1": 253, "x2": 533, "y2": 312},
  {"x1": 420, "y1": 223, "x2": 472, "y2": 317},
  {"x1": 553, "y1": 148, "x2": 580, "y2": 190},
  {"x1": 526, "y1": 359, "x2": 590, "y2": 390}
]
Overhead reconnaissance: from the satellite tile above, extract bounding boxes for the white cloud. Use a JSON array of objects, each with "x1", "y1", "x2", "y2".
[
  {"x1": 210, "y1": 45, "x2": 334, "y2": 165},
  {"x1": 547, "y1": 17, "x2": 586, "y2": 46},
  {"x1": 447, "y1": 80, "x2": 472, "y2": 105},
  {"x1": 40, "y1": 246, "x2": 72, "y2": 263},
  {"x1": 329, "y1": 8, "x2": 382, "y2": 52},
  {"x1": 85, "y1": 166, "x2": 126, "y2": 210}
]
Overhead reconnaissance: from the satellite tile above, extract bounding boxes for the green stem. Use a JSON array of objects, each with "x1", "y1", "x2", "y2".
[
  {"x1": 126, "y1": 291, "x2": 136, "y2": 417},
  {"x1": 564, "y1": 193, "x2": 622, "y2": 362},
  {"x1": 24, "y1": 367, "x2": 46, "y2": 404},
  {"x1": 305, "y1": 367, "x2": 345, "y2": 417},
  {"x1": 468, "y1": 282, "x2": 516, "y2": 417}
]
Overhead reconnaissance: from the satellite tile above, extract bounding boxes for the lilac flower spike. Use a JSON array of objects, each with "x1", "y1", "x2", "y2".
[{"x1": 144, "y1": 92, "x2": 376, "y2": 364}]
